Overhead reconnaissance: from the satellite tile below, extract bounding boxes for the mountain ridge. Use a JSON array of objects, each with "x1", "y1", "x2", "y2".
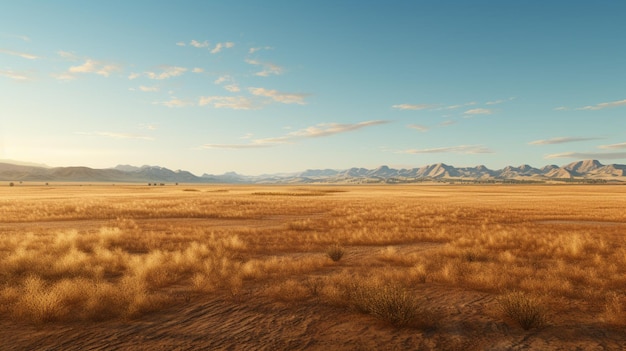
[{"x1": 1, "y1": 160, "x2": 625, "y2": 184}]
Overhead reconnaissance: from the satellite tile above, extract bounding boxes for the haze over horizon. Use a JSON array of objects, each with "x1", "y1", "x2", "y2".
[{"x1": 2, "y1": 1, "x2": 625, "y2": 175}]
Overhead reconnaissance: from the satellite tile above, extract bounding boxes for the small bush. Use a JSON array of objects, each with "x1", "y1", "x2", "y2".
[
  {"x1": 326, "y1": 244, "x2": 345, "y2": 262},
  {"x1": 348, "y1": 282, "x2": 436, "y2": 329},
  {"x1": 497, "y1": 291, "x2": 548, "y2": 330}
]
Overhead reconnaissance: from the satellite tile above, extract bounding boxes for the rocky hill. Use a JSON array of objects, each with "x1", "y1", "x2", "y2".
[{"x1": 1, "y1": 160, "x2": 625, "y2": 184}]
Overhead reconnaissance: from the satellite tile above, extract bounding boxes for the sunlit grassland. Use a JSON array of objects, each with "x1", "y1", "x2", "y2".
[{"x1": 1, "y1": 184, "x2": 626, "y2": 329}]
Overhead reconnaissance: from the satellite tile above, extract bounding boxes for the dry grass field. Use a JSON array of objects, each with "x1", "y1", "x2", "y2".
[{"x1": 1, "y1": 183, "x2": 626, "y2": 350}]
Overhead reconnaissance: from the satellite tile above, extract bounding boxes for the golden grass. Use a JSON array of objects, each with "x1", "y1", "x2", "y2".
[{"x1": 1, "y1": 184, "x2": 626, "y2": 331}]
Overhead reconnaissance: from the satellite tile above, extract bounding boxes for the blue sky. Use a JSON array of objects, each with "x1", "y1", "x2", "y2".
[{"x1": 1, "y1": 1, "x2": 625, "y2": 175}]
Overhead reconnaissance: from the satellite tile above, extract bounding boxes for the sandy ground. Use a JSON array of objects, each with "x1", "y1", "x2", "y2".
[
  {"x1": 2, "y1": 244, "x2": 626, "y2": 350},
  {"x1": 3, "y1": 185, "x2": 626, "y2": 350}
]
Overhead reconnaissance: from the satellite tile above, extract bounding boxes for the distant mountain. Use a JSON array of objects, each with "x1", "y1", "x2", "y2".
[{"x1": 1, "y1": 159, "x2": 625, "y2": 184}]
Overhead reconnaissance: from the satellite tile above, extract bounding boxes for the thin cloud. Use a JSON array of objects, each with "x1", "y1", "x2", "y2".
[
  {"x1": 211, "y1": 42, "x2": 235, "y2": 54},
  {"x1": 128, "y1": 72, "x2": 140, "y2": 80},
  {"x1": 57, "y1": 50, "x2": 79, "y2": 61},
  {"x1": 401, "y1": 145, "x2": 493, "y2": 154},
  {"x1": 139, "y1": 85, "x2": 159, "y2": 92},
  {"x1": 464, "y1": 108, "x2": 492, "y2": 115},
  {"x1": 153, "y1": 98, "x2": 193, "y2": 108},
  {"x1": 528, "y1": 136, "x2": 601, "y2": 145},
  {"x1": 198, "y1": 96, "x2": 256, "y2": 110},
  {"x1": 392, "y1": 104, "x2": 433, "y2": 110},
  {"x1": 553, "y1": 106, "x2": 568, "y2": 111},
  {"x1": 249, "y1": 46, "x2": 272, "y2": 54},
  {"x1": 176, "y1": 42, "x2": 186, "y2": 47},
  {"x1": 3, "y1": 34, "x2": 30, "y2": 42},
  {"x1": 433, "y1": 102, "x2": 476, "y2": 111},
  {"x1": 50, "y1": 72, "x2": 75, "y2": 81},
  {"x1": 407, "y1": 124, "x2": 429, "y2": 132},
  {"x1": 245, "y1": 59, "x2": 283, "y2": 76},
  {"x1": 440, "y1": 120, "x2": 456, "y2": 126},
  {"x1": 598, "y1": 142, "x2": 626, "y2": 150},
  {"x1": 0, "y1": 48, "x2": 40, "y2": 60},
  {"x1": 190, "y1": 40, "x2": 209, "y2": 48},
  {"x1": 248, "y1": 87, "x2": 308, "y2": 105},
  {"x1": 224, "y1": 84, "x2": 240, "y2": 92},
  {"x1": 202, "y1": 120, "x2": 389, "y2": 149},
  {"x1": 286, "y1": 120, "x2": 389, "y2": 139},
  {"x1": 145, "y1": 66, "x2": 187, "y2": 80},
  {"x1": 76, "y1": 132, "x2": 154, "y2": 141},
  {"x1": 0, "y1": 69, "x2": 30, "y2": 81},
  {"x1": 486, "y1": 97, "x2": 515, "y2": 105},
  {"x1": 576, "y1": 98, "x2": 626, "y2": 111},
  {"x1": 201, "y1": 142, "x2": 275, "y2": 149},
  {"x1": 214, "y1": 75, "x2": 231, "y2": 84},
  {"x1": 192, "y1": 67, "x2": 204, "y2": 73},
  {"x1": 68, "y1": 59, "x2": 121, "y2": 77},
  {"x1": 545, "y1": 151, "x2": 626, "y2": 160}
]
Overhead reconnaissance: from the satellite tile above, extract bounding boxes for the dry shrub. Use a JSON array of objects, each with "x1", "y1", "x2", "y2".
[
  {"x1": 347, "y1": 280, "x2": 437, "y2": 329},
  {"x1": 497, "y1": 291, "x2": 548, "y2": 330},
  {"x1": 326, "y1": 244, "x2": 345, "y2": 262}
]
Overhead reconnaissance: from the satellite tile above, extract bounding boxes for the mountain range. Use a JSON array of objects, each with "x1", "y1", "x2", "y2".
[{"x1": 1, "y1": 159, "x2": 625, "y2": 184}]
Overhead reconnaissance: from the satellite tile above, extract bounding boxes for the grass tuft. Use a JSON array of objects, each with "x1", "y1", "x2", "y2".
[
  {"x1": 326, "y1": 244, "x2": 345, "y2": 262},
  {"x1": 497, "y1": 291, "x2": 548, "y2": 330}
]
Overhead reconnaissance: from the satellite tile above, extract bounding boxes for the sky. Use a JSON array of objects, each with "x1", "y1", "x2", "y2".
[{"x1": 1, "y1": 0, "x2": 625, "y2": 175}]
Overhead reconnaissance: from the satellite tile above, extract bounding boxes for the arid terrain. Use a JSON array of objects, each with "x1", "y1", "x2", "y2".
[{"x1": 1, "y1": 184, "x2": 626, "y2": 350}]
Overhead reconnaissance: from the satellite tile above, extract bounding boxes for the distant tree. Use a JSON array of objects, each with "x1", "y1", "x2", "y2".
[{"x1": 9, "y1": 182, "x2": 14, "y2": 187}]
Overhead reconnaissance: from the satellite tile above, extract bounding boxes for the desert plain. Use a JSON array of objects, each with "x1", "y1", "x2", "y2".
[{"x1": 1, "y1": 184, "x2": 626, "y2": 350}]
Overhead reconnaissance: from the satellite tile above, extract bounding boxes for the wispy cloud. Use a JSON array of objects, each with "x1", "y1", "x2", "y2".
[
  {"x1": 435, "y1": 102, "x2": 476, "y2": 111},
  {"x1": 153, "y1": 98, "x2": 193, "y2": 108},
  {"x1": 287, "y1": 120, "x2": 388, "y2": 139},
  {"x1": 485, "y1": 97, "x2": 515, "y2": 105},
  {"x1": 553, "y1": 106, "x2": 568, "y2": 111},
  {"x1": 68, "y1": 59, "x2": 121, "y2": 77},
  {"x1": 248, "y1": 87, "x2": 308, "y2": 105},
  {"x1": 57, "y1": 50, "x2": 79, "y2": 61},
  {"x1": 176, "y1": 41, "x2": 186, "y2": 47},
  {"x1": 0, "y1": 69, "x2": 30, "y2": 81},
  {"x1": 249, "y1": 46, "x2": 272, "y2": 54},
  {"x1": 440, "y1": 120, "x2": 456, "y2": 126},
  {"x1": 245, "y1": 59, "x2": 283, "y2": 76},
  {"x1": 528, "y1": 136, "x2": 601, "y2": 145},
  {"x1": 545, "y1": 151, "x2": 626, "y2": 160},
  {"x1": 50, "y1": 72, "x2": 75, "y2": 81},
  {"x1": 400, "y1": 145, "x2": 493, "y2": 154},
  {"x1": 202, "y1": 120, "x2": 389, "y2": 149},
  {"x1": 598, "y1": 142, "x2": 626, "y2": 150},
  {"x1": 211, "y1": 42, "x2": 235, "y2": 54},
  {"x1": 576, "y1": 98, "x2": 626, "y2": 111},
  {"x1": 214, "y1": 75, "x2": 231, "y2": 84},
  {"x1": 0, "y1": 48, "x2": 40, "y2": 60},
  {"x1": 76, "y1": 132, "x2": 154, "y2": 141},
  {"x1": 392, "y1": 104, "x2": 434, "y2": 110},
  {"x1": 128, "y1": 72, "x2": 140, "y2": 80},
  {"x1": 145, "y1": 66, "x2": 187, "y2": 80},
  {"x1": 198, "y1": 96, "x2": 256, "y2": 110},
  {"x1": 192, "y1": 67, "x2": 204, "y2": 73},
  {"x1": 190, "y1": 40, "x2": 209, "y2": 48},
  {"x1": 224, "y1": 84, "x2": 240, "y2": 92},
  {"x1": 407, "y1": 124, "x2": 429, "y2": 132},
  {"x1": 3, "y1": 34, "x2": 30, "y2": 42},
  {"x1": 139, "y1": 85, "x2": 159, "y2": 92},
  {"x1": 464, "y1": 108, "x2": 492, "y2": 116}
]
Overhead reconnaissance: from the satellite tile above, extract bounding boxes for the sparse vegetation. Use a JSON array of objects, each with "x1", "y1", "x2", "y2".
[
  {"x1": 326, "y1": 243, "x2": 345, "y2": 262},
  {"x1": 347, "y1": 280, "x2": 437, "y2": 329},
  {"x1": 497, "y1": 291, "x2": 548, "y2": 330},
  {"x1": 1, "y1": 184, "x2": 626, "y2": 348}
]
